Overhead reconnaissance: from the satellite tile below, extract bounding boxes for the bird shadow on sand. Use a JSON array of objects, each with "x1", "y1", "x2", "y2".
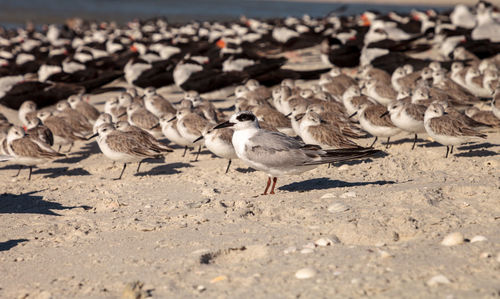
[
  {"x1": 54, "y1": 141, "x2": 101, "y2": 164},
  {"x1": 279, "y1": 177, "x2": 396, "y2": 192},
  {"x1": 235, "y1": 167, "x2": 256, "y2": 173},
  {"x1": 390, "y1": 137, "x2": 428, "y2": 146},
  {"x1": 135, "y1": 162, "x2": 193, "y2": 176},
  {"x1": 335, "y1": 151, "x2": 389, "y2": 167},
  {"x1": 0, "y1": 191, "x2": 92, "y2": 216},
  {"x1": 418, "y1": 141, "x2": 442, "y2": 148},
  {"x1": 0, "y1": 238, "x2": 29, "y2": 252},
  {"x1": 458, "y1": 142, "x2": 498, "y2": 151},
  {"x1": 455, "y1": 150, "x2": 499, "y2": 158},
  {"x1": 0, "y1": 164, "x2": 22, "y2": 171},
  {"x1": 454, "y1": 142, "x2": 499, "y2": 157},
  {"x1": 33, "y1": 167, "x2": 91, "y2": 178}
]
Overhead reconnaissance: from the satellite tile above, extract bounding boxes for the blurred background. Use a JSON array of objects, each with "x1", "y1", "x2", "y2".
[{"x1": 0, "y1": 0, "x2": 472, "y2": 28}]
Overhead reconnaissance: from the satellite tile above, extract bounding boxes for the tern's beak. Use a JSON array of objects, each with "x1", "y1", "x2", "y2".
[
  {"x1": 167, "y1": 116, "x2": 176, "y2": 122},
  {"x1": 213, "y1": 121, "x2": 235, "y2": 129},
  {"x1": 193, "y1": 135, "x2": 204, "y2": 143},
  {"x1": 285, "y1": 112, "x2": 292, "y2": 118},
  {"x1": 348, "y1": 111, "x2": 358, "y2": 119},
  {"x1": 117, "y1": 112, "x2": 127, "y2": 118},
  {"x1": 443, "y1": 111, "x2": 448, "y2": 115},
  {"x1": 150, "y1": 123, "x2": 160, "y2": 129},
  {"x1": 87, "y1": 133, "x2": 98, "y2": 140},
  {"x1": 380, "y1": 111, "x2": 389, "y2": 118}
]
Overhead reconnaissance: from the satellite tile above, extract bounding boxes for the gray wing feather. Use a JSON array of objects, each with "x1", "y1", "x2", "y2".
[{"x1": 245, "y1": 131, "x2": 320, "y2": 167}]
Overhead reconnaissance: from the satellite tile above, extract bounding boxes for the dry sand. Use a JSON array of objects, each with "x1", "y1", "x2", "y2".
[{"x1": 1, "y1": 55, "x2": 499, "y2": 298}]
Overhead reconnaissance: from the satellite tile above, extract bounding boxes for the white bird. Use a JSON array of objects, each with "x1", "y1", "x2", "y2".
[{"x1": 213, "y1": 111, "x2": 380, "y2": 195}]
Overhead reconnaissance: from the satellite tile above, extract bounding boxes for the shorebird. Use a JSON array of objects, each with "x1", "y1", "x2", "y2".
[
  {"x1": 67, "y1": 94, "x2": 100, "y2": 124},
  {"x1": 159, "y1": 113, "x2": 193, "y2": 157},
  {"x1": 193, "y1": 126, "x2": 237, "y2": 173},
  {"x1": 125, "y1": 102, "x2": 163, "y2": 138},
  {"x1": 93, "y1": 113, "x2": 113, "y2": 134},
  {"x1": 6, "y1": 126, "x2": 64, "y2": 180},
  {"x1": 55, "y1": 100, "x2": 93, "y2": 135},
  {"x1": 352, "y1": 103, "x2": 401, "y2": 148},
  {"x1": 115, "y1": 121, "x2": 173, "y2": 172},
  {"x1": 174, "y1": 108, "x2": 210, "y2": 161},
  {"x1": 213, "y1": 111, "x2": 381, "y2": 195},
  {"x1": 91, "y1": 123, "x2": 171, "y2": 179},
  {"x1": 342, "y1": 85, "x2": 376, "y2": 117},
  {"x1": 464, "y1": 107, "x2": 500, "y2": 127},
  {"x1": 187, "y1": 91, "x2": 222, "y2": 123},
  {"x1": 382, "y1": 100, "x2": 426, "y2": 149},
  {"x1": 363, "y1": 79, "x2": 397, "y2": 106},
  {"x1": 18, "y1": 100, "x2": 37, "y2": 127},
  {"x1": 144, "y1": 93, "x2": 176, "y2": 118},
  {"x1": 37, "y1": 111, "x2": 87, "y2": 152},
  {"x1": 299, "y1": 111, "x2": 360, "y2": 149},
  {"x1": 26, "y1": 117, "x2": 54, "y2": 146},
  {"x1": 424, "y1": 102, "x2": 487, "y2": 158}
]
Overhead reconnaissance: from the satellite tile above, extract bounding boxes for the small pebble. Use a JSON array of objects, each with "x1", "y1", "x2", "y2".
[
  {"x1": 295, "y1": 268, "x2": 316, "y2": 279},
  {"x1": 496, "y1": 253, "x2": 500, "y2": 263},
  {"x1": 315, "y1": 238, "x2": 333, "y2": 247},
  {"x1": 303, "y1": 242, "x2": 316, "y2": 249},
  {"x1": 300, "y1": 248, "x2": 314, "y2": 254},
  {"x1": 328, "y1": 202, "x2": 350, "y2": 213},
  {"x1": 441, "y1": 232, "x2": 464, "y2": 246},
  {"x1": 378, "y1": 250, "x2": 392, "y2": 259},
  {"x1": 340, "y1": 191, "x2": 356, "y2": 198},
  {"x1": 426, "y1": 275, "x2": 450, "y2": 286},
  {"x1": 337, "y1": 164, "x2": 349, "y2": 171},
  {"x1": 320, "y1": 193, "x2": 336, "y2": 199},
  {"x1": 210, "y1": 275, "x2": 227, "y2": 284},
  {"x1": 470, "y1": 235, "x2": 487, "y2": 243},
  {"x1": 283, "y1": 246, "x2": 296, "y2": 254},
  {"x1": 375, "y1": 242, "x2": 386, "y2": 247},
  {"x1": 196, "y1": 285, "x2": 206, "y2": 292},
  {"x1": 480, "y1": 252, "x2": 491, "y2": 259}
]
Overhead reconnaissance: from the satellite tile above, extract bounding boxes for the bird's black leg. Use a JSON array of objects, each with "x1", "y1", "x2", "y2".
[
  {"x1": 115, "y1": 163, "x2": 127, "y2": 180},
  {"x1": 445, "y1": 146, "x2": 449, "y2": 158},
  {"x1": 66, "y1": 143, "x2": 73, "y2": 153},
  {"x1": 136, "y1": 161, "x2": 142, "y2": 173},
  {"x1": 13, "y1": 165, "x2": 23, "y2": 177},
  {"x1": 28, "y1": 166, "x2": 33, "y2": 180},
  {"x1": 450, "y1": 145, "x2": 454, "y2": 154},
  {"x1": 385, "y1": 137, "x2": 391, "y2": 149},
  {"x1": 225, "y1": 159, "x2": 232, "y2": 174},
  {"x1": 370, "y1": 136, "x2": 378, "y2": 148},
  {"x1": 411, "y1": 134, "x2": 418, "y2": 150},
  {"x1": 182, "y1": 146, "x2": 188, "y2": 157},
  {"x1": 194, "y1": 145, "x2": 202, "y2": 162}
]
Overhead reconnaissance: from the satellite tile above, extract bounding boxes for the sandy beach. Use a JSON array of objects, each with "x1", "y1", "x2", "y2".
[{"x1": 1, "y1": 69, "x2": 499, "y2": 297}]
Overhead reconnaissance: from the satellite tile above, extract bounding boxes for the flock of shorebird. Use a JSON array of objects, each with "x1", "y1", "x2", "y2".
[{"x1": 1, "y1": 1, "x2": 499, "y2": 194}]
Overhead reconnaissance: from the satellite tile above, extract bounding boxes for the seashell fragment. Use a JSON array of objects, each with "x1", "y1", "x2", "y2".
[
  {"x1": 470, "y1": 235, "x2": 487, "y2": 243},
  {"x1": 441, "y1": 232, "x2": 464, "y2": 246},
  {"x1": 426, "y1": 275, "x2": 450, "y2": 286},
  {"x1": 295, "y1": 268, "x2": 316, "y2": 279}
]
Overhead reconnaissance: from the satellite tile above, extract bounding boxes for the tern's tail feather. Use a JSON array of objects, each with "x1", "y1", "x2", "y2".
[{"x1": 303, "y1": 147, "x2": 383, "y2": 166}]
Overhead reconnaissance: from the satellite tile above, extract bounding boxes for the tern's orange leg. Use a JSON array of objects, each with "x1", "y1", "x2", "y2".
[
  {"x1": 269, "y1": 177, "x2": 278, "y2": 195},
  {"x1": 262, "y1": 177, "x2": 271, "y2": 195}
]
